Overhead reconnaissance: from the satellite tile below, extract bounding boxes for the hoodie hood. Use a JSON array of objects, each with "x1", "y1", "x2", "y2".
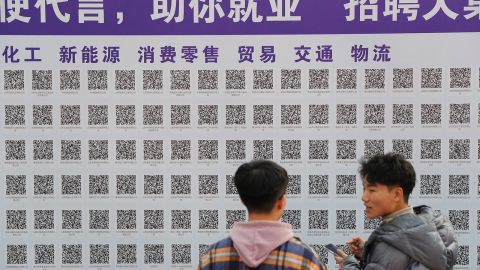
[{"x1": 230, "y1": 221, "x2": 293, "y2": 268}]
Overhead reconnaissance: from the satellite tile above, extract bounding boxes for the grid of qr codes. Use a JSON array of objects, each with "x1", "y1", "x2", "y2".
[{"x1": 1, "y1": 61, "x2": 480, "y2": 268}]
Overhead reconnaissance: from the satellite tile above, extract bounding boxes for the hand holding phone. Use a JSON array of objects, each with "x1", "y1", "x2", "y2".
[{"x1": 325, "y1": 243, "x2": 340, "y2": 256}]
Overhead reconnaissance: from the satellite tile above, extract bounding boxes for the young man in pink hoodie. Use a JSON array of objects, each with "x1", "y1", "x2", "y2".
[{"x1": 198, "y1": 160, "x2": 327, "y2": 270}]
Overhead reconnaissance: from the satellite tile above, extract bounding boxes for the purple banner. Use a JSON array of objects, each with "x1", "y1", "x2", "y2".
[{"x1": 1, "y1": 0, "x2": 479, "y2": 35}]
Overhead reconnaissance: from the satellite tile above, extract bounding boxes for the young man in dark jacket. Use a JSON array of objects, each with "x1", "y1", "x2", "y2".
[{"x1": 335, "y1": 153, "x2": 458, "y2": 270}]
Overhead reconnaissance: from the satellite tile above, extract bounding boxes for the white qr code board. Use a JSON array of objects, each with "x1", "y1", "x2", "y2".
[{"x1": 1, "y1": 1, "x2": 480, "y2": 269}]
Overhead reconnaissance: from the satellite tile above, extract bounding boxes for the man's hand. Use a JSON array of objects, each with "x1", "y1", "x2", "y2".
[
  {"x1": 346, "y1": 237, "x2": 365, "y2": 258},
  {"x1": 334, "y1": 249, "x2": 347, "y2": 268}
]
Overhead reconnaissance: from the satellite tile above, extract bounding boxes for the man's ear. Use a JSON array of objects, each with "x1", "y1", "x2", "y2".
[
  {"x1": 393, "y1": 187, "x2": 404, "y2": 202},
  {"x1": 277, "y1": 194, "x2": 286, "y2": 209}
]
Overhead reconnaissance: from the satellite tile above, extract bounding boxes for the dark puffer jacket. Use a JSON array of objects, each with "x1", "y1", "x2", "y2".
[{"x1": 343, "y1": 205, "x2": 458, "y2": 270}]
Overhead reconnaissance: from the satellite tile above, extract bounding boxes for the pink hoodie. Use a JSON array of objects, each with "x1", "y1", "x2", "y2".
[{"x1": 229, "y1": 221, "x2": 294, "y2": 268}]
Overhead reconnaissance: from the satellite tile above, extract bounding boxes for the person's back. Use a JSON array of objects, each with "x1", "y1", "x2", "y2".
[{"x1": 198, "y1": 160, "x2": 327, "y2": 270}]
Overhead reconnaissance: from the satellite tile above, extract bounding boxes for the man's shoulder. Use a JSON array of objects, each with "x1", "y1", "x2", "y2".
[
  {"x1": 206, "y1": 237, "x2": 235, "y2": 252},
  {"x1": 284, "y1": 237, "x2": 319, "y2": 258}
]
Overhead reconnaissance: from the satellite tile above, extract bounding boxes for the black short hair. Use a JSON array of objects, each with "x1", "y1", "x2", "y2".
[
  {"x1": 234, "y1": 160, "x2": 288, "y2": 213},
  {"x1": 359, "y1": 153, "x2": 416, "y2": 202}
]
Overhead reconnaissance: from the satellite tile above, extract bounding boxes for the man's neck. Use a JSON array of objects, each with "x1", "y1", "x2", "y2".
[
  {"x1": 248, "y1": 212, "x2": 280, "y2": 222},
  {"x1": 382, "y1": 205, "x2": 413, "y2": 223}
]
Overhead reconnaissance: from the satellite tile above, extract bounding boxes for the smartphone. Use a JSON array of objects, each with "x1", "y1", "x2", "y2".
[{"x1": 325, "y1": 243, "x2": 340, "y2": 256}]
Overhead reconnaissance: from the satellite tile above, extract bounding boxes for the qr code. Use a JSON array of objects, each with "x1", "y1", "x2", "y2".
[
  {"x1": 116, "y1": 175, "x2": 136, "y2": 195},
  {"x1": 170, "y1": 70, "x2": 190, "y2": 90},
  {"x1": 281, "y1": 69, "x2": 301, "y2": 89},
  {"x1": 336, "y1": 69, "x2": 356, "y2": 89},
  {"x1": 281, "y1": 140, "x2": 301, "y2": 160},
  {"x1": 61, "y1": 140, "x2": 81, "y2": 160},
  {"x1": 6, "y1": 210, "x2": 26, "y2": 230},
  {"x1": 199, "y1": 210, "x2": 219, "y2": 230},
  {"x1": 4, "y1": 105, "x2": 25, "y2": 125},
  {"x1": 6, "y1": 175, "x2": 26, "y2": 195},
  {"x1": 116, "y1": 140, "x2": 136, "y2": 160},
  {"x1": 144, "y1": 209, "x2": 164, "y2": 230},
  {"x1": 115, "y1": 70, "x2": 135, "y2": 90},
  {"x1": 449, "y1": 139, "x2": 470, "y2": 159},
  {"x1": 198, "y1": 140, "x2": 219, "y2": 160},
  {"x1": 4, "y1": 70, "x2": 24, "y2": 90},
  {"x1": 226, "y1": 70, "x2": 245, "y2": 89},
  {"x1": 281, "y1": 105, "x2": 301, "y2": 125},
  {"x1": 117, "y1": 210, "x2": 136, "y2": 230},
  {"x1": 144, "y1": 244, "x2": 164, "y2": 264},
  {"x1": 225, "y1": 175, "x2": 237, "y2": 195},
  {"x1": 336, "y1": 210, "x2": 356, "y2": 230},
  {"x1": 364, "y1": 139, "x2": 384, "y2": 159},
  {"x1": 226, "y1": 140, "x2": 246, "y2": 160},
  {"x1": 477, "y1": 246, "x2": 480, "y2": 266},
  {"x1": 89, "y1": 175, "x2": 109, "y2": 195},
  {"x1": 365, "y1": 69, "x2": 385, "y2": 89},
  {"x1": 60, "y1": 105, "x2": 81, "y2": 125},
  {"x1": 336, "y1": 175, "x2": 356, "y2": 195},
  {"x1": 144, "y1": 175, "x2": 163, "y2": 195},
  {"x1": 364, "y1": 210, "x2": 382, "y2": 230},
  {"x1": 61, "y1": 175, "x2": 81, "y2": 195},
  {"x1": 420, "y1": 139, "x2": 441, "y2": 160},
  {"x1": 450, "y1": 68, "x2": 471, "y2": 89},
  {"x1": 88, "y1": 105, "x2": 108, "y2": 126},
  {"x1": 253, "y1": 69, "x2": 273, "y2": 89},
  {"x1": 392, "y1": 139, "x2": 413, "y2": 159},
  {"x1": 171, "y1": 175, "x2": 191, "y2": 195},
  {"x1": 34, "y1": 175, "x2": 54, "y2": 195},
  {"x1": 117, "y1": 244, "x2": 136, "y2": 264},
  {"x1": 226, "y1": 210, "x2": 246, "y2": 229},
  {"x1": 62, "y1": 210, "x2": 82, "y2": 229},
  {"x1": 449, "y1": 210, "x2": 470, "y2": 231},
  {"x1": 143, "y1": 105, "x2": 163, "y2": 125},
  {"x1": 172, "y1": 244, "x2": 191, "y2": 264},
  {"x1": 309, "y1": 140, "x2": 328, "y2": 160},
  {"x1": 35, "y1": 244, "x2": 55, "y2": 264},
  {"x1": 32, "y1": 70, "x2": 52, "y2": 90},
  {"x1": 88, "y1": 140, "x2": 108, "y2": 160},
  {"x1": 90, "y1": 244, "x2": 109, "y2": 264},
  {"x1": 88, "y1": 70, "x2": 108, "y2": 91},
  {"x1": 143, "y1": 70, "x2": 163, "y2": 90},
  {"x1": 199, "y1": 175, "x2": 218, "y2": 195},
  {"x1": 62, "y1": 244, "x2": 82, "y2": 264},
  {"x1": 33, "y1": 105, "x2": 53, "y2": 126},
  {"x1": 33, "y1": 140, "x2": 53, "y2": 160},
  {"x1": 455, "y1": 245, "x2": 469, "y2": 266},
  {"x1": 171, "y1": 210, "x2": 191, "y2": 229},
  {"x1": 310, "y1": 245, "x2": 328, "y2": 264},
  {"x1": 253, "y1": 140, "x2": 273, "y2": 160},
  {"x1": 60, "y1": 70, "x2": 80, "y2": 91},
  {"x1": 308, "y1": 210, "x2": 328, "y2": 230},
  {"x1": 449, "y1": 175, "x2": 469, "y2": 195},
  {"x1": 420, "y1": 175, "x2": 441, "y2": 195},
  {"x1": 421, "y1": 104, "x2": 442, "y2": 124},
  {"x1": 421, "y1": 68, "x2": 442, "y2": 88},
  {"x1": 287, "y1": 175, "x2": 301, "y2": 195},
  {"x1": 198, "y1": 105, "x2": 218, "y2": 125},
  {"x1": 34, "y1": 209, "x2": 54, "y2": 230},
  {"x1": 477, "y1": 210, "x2": 480, "y2": 231},
  {"x1": 392, "y1": 104, "x2": 413, "y2": 125},
  {"x1": 253, "y1": 105, "x2": 274, "y2": 125},
  {"x1": 364, "y1": 104, "x2": 385, "y2": 125},
  {"x1": 171, "y1": 105, "x2": 191, "y2": 125},
  {"x1": 171, "y1": 140, "x2": 191, "y2": 160},
  {"x1": 225, "y1": 105, "x2": 246, "y2": 125},
  {"x1": 450, "y1": 103, "x2": 470, "y2": 124},
  {"x1": 309, "y1": 69, "x2": 329, "y2": 89},
  {"x1": 282, "y1": 210, "x2": 301, "y2": 229},
  {"x1": 478, "y1": 104, "x2": 480, "y2": 125},
  {"x1": 336, "y1": 140, "x2": 356, "y2": 160},
  {"x1": 309, "y1": 104, "x2": 329, "y2": 125},
  {"x1": 337, "y1": 104, "x2": 357, "y2": 124},
  {"x1": 7, "y1": 245, "x2": 27, "y2": 264},
  {"x1": 143, "y1": 140, "x2": 163, "y2": 160},
  {"x1": 393, "y1": 68, "x2": 413, "y2": 89},
  {"x1": 89, "y1": 210, "x2": 110, "y2": 229},
  {"x1": 116, "y1": 105, "x2": 136, "y2": 125},
  {"x1": 198, "y1": 244, "x2": 210, "y2": 261},
  {"x1": 309, "y1": 175, "x2": 328, "y2": 195},
  {"x1": 198, "y1": 70, "x2": 218, "y2": 90}
]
